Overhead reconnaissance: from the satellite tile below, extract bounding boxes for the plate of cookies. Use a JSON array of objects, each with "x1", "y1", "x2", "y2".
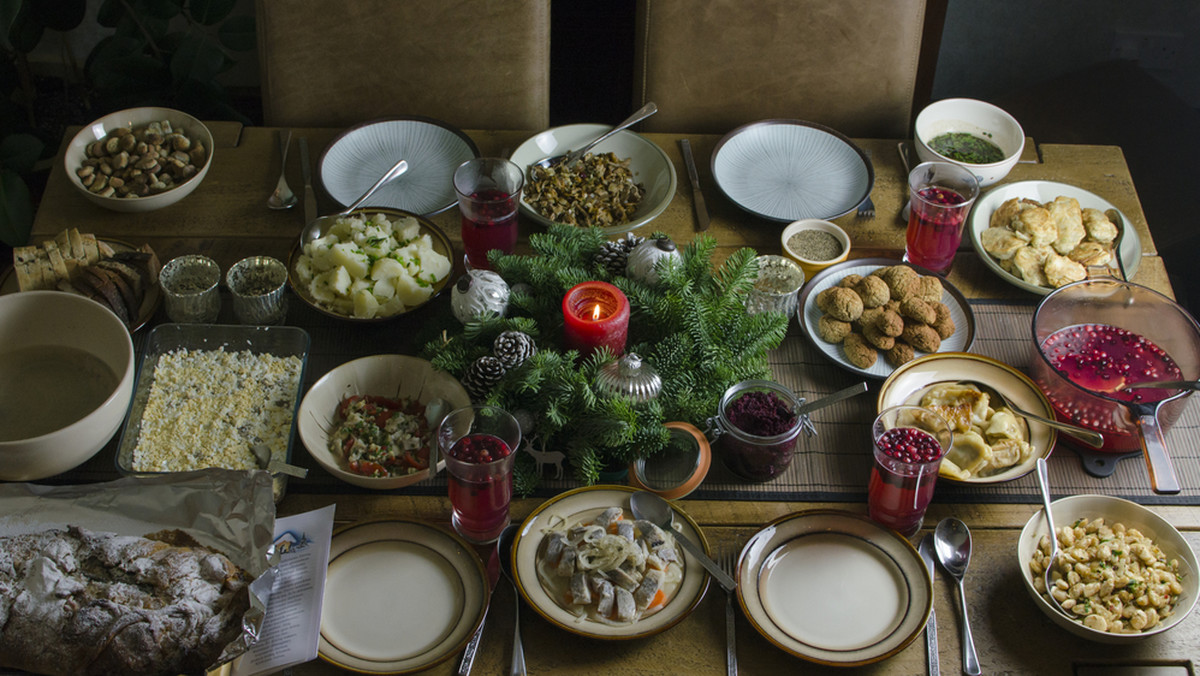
[{"x1": 797, "y1": 259, "x2": 975, "y2": 379}]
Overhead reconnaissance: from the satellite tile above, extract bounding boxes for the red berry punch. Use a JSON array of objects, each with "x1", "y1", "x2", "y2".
[
  {"x1": 439, "y1": 405, "x2": 522, "y2": 545},
  {"x1": 867, "y1": 406, "x2": 952, "y2": 537}
]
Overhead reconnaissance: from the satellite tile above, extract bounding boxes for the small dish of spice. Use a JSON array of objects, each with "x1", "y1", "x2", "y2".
[{"x1": 781, "y1": 219, "x2": 851, "y2": 280}]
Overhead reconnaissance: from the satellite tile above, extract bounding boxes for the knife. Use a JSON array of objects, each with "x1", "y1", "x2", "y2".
[
  {"x1": 918, "y1": 534, "x2": 941, "y2": 676},
  {"x1": 678, "y1": 139, "x2": 710, "y2": 231},
  {"x1": 299, "y1": 137, "x2": 317, "y2": 226}
]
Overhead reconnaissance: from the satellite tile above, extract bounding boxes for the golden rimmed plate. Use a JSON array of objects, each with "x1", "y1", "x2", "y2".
[
  {"x1": 319, "y1": 519, "x2": 488, "y2": 674},
  {"x1": 738, "y1": 510, "x2": 931, "y2": 667},
  {"x1": 878, "y1": 352, "x2": 1058, "y2": 483},
  {"x1": 797, "y1": 258, "x2": 976, "y2": 380},
  {"x1": 512, "y1": 485, "x2": 709, "y2": 639},
  {"x1": 968, "y1": 180, "x2": 1142, "y2": 295}
]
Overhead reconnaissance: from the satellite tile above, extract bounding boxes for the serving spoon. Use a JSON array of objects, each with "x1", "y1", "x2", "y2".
[
  {"x1": 267, "y1": 129, "x2": 298, "y2": 210},
  {"x1": 934, "y1": 518, "x2": 981, "y2": 676},
  {"x1": 630, "y1": 491, "x2": 736, "y2": 592},
  {"x1": 957, "y1": 379, "x2": 1104, "y2": 449},
  {"x1": 1035, "y1": 457, "x2": 1072, "y2": 619},
  {"x1": 299, "y1": 158, "x2": 409, "y2": 246},
  {"x1": 1118, "y1": 379, "x2": 1200, "y2": 391},
  {"x1": 532, "y1": 101, "x2": 658, "y2": 170},
  {"x1": 251, "y1": 443, "x2": 308, "y2": 478}
]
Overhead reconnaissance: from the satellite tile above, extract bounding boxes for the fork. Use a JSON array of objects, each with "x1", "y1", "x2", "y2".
[
  {"x1": 719, "y1": 550, "x2": 738, "y2": 676},
  {"x1": 856, "y1": 150, "x2": 875, "y2": 218}
]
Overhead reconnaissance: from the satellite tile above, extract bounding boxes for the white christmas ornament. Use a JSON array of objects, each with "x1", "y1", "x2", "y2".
[
  {"x1": 451, "y1": 270, "x2": 510, "y2": 323},
  {"x1": 625, "y1": 237, "x2": 681, "y2": 285}
]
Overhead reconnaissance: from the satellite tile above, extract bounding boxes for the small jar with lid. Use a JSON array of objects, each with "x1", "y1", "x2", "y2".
[{"x1": 709, "y1": 379, "x2": 807, "y2": 482}]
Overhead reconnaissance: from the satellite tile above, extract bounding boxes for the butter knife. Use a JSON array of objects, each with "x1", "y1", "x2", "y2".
[
  {"x1": 918, "y1": 534, "x2": 941, "y2": 676},
  {"x1": 299, "y1": 137, "x2": 317, "y2": 225},
  {"x1": 678, "y1": 139, "x2": 710, "y2": 231}
]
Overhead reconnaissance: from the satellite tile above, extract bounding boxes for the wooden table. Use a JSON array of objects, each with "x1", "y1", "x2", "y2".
[{"x1": 27, "y1": 125, "x2": 1199, "y2": 674}]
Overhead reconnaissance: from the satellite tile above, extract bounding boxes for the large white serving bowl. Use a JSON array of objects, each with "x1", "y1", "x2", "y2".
[
  {"x1": 510, "y1": 123, "x2": 677, "y2": 234},
  {"x1": 64, "y1": 106, "x2": 214, "y2": 213},
  {"x1": 914, "y1": 98, "x2": 1023, "y2": 187},
  {"x1": 0, "y1": 291, "x2": 135, "y2": 480},
  {"x1": 298, "y1": 354, "x2": 470, "y2": 490},
  {"x1": 1017, "y1": 494, "x2": 1198, "y2": 643}
]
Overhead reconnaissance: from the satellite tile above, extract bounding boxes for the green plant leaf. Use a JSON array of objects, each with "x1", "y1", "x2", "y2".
[
  {"x1": 96, "y1": 0, "x2": 124, "y2": 28},
  {"x1": 0, "y1": 133, "x2": 44, "y2": 174},
  {"x1": 31, "y1": 0, "x2": 87, "y2": 32},
  {"x1": 188, "y1": 0, "x2": 236, "y2": 26},
  {"x1": 137, "y1": 0, "x2": 185, "y2": 21},
  {"x1": 8, "y1": 2, "x2": 44, "y2": 53},
  {"x1": 170, "y1": 34, "x2": 225, "y2": 84},
  {"x1": 217, "y1": 14, "x2": 256, "y2": 52},
  {"x1": 0, "y1": 169, "x2": 34, "y2": 247}
]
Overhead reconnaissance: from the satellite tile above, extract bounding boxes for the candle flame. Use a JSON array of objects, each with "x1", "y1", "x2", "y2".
[{"x1": 591, "y1": 303, "x2": 602, "y2": 320}]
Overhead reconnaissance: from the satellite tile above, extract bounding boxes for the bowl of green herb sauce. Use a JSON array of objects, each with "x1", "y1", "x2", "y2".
[{"x1": 914, "y1": 98, "x2": 1024, "y2": 187}]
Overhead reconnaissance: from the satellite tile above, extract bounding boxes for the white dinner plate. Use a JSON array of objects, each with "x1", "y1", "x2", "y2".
[
  {"x1": 318, "y1": 519, "x2": 488, "y2": 674},
  {"x1": 738, "y1": 510, "x2": 931, "y2": 666},
  {"x1": 877, "y1": 352, "x2": 1058, "y2": 483},
  {"x1": 712, "y1": 119, "x2": 873, "y2": 222},
  {"x1": 319, "y1": 118, "x2": 478, "y2": 216},
  {"x1": 797, "y1": 258, "x2": 976, "y2": 380},
  {"x1": 512, "y1": 485, "x2": 709, "y2": 639},
  {"x1": 968, "y1": 180, "x2": 1142, "y2": 295}
]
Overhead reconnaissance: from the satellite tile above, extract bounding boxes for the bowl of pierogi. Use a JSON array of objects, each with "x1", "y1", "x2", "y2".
[{"x1": 878, "y1": 352, "x2": 1056, "y2": 483}]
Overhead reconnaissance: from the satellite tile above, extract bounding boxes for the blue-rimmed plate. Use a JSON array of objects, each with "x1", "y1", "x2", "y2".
[
  {"x1": 738, "y1": 510, "x2": 931, "y2": 667},
  {"x1": 712, "y1": 119, "x2": 873, "y2": 222},
  {"x1": 319, "y1": 117, "x2": 479, "y2": 216}
]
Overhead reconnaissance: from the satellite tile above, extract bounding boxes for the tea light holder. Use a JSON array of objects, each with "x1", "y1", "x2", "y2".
[
  {"x1": 745, "y1": 255, "x2": 805, "y2": 319},
  {"x1": 562, "y1": 281, "x2": 630, "y2": 357}
]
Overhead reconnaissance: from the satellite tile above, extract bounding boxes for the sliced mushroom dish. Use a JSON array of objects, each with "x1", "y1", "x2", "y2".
[{"x1": 525, "y1": 152, "x2": 644, "y2": 227}]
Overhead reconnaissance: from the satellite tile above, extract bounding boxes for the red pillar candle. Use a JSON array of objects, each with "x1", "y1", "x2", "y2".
[{"x1": 562, "y1": 281, "x2": 630, "y2": 357}]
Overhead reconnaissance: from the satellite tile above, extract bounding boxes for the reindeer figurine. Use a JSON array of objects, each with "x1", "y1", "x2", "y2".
[{"x1": 522, "y1": 435, "x2": 565, "y2": 480}]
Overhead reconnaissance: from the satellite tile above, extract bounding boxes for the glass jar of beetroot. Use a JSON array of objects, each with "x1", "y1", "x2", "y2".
[{"x1": 711, "y1": 379, "x2": 805, "y2": 481}]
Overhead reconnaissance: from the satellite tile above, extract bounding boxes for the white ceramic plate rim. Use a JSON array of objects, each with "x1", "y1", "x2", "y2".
[
  {"x1": 510, "y1": 123, "x2": 678, "y2": 235},
  {"x1": 1016, "y1": 495, "x2": 1198, "y2": 644},
  {"x1": 297, "y1": 354, "x2": 470, "y2": 490},
  {"x1": 318, "y1": 519, "x2": 488, "y2": 673},
  {"x1": 512, "y1": 485, "x2": 709, "y2": 639},
  {"x1": 877, "y1": 352, "x2": 1058, "y2": 483},
  {"x1": 738, "y1": 510, "x2": 931, "y2": 666},
  {"x1": 319, "y1": 118, "x2": 478, "y2": 216},
  {"x1": 712, "y1": 119, "x2": 873, "y2": 222},
  {"x1": 968, "y1": 180, "x2": 1143, "y2": 295},
  {"x1": 797, "y1": 258, "x2": 976, "y2": 379}
]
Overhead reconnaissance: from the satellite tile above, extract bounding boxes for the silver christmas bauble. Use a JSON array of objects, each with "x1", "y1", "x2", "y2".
[
  {"x1": 451, "y1": 270, "x2": 510, "y2": 323},
  {"x1": 625, "y1": 237, "x2": 681, "y2": 285}
]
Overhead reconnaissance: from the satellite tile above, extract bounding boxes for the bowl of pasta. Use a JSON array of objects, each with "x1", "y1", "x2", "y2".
[
  {"x1": 1018, "y1": 494, "x2": 1198, "y2": 643},
  {"x1": 288, "y1": 208, "x2": 454, "y2": 322},
  {"x1": 297, "y1": 354, "x2": 470, "y2": 490}
]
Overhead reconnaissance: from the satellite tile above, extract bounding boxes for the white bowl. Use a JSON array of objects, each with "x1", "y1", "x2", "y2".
[
  {"x1": 297, "y1": 355, "x2": 470, "y2": 489},
  {"x1": 64, "y1": 106, "x2": 214, "y2": 212},
  {"x1": 1017, "y1": 494, "x2": 1198, "y2": 643},
  {"x1": 510, "y1": 123, "x2": 677, "y2": 234},
  {"x1": 914, "y1": 98, "x2": 1023, "y2": 187},
  {"x1": 0, "y1": 291, "x2": 135, "y2": 480},
  {"x1": 780, "y1": 218, "x2": 851, "y2": 280}
]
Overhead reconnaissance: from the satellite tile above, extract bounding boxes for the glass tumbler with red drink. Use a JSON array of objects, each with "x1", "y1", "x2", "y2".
[
  {"x1": 867, "y1": 405, "x2": 953, "y2": 537},
  {"x1": 904, "y1": 161, "x2": 980, "y2": 276},
  {"x1": 439, "y1": 405, "x2": 522, "y2": 544},
  {"x1": 453, "y1": 158, "x2": 524, "y2": 270}
]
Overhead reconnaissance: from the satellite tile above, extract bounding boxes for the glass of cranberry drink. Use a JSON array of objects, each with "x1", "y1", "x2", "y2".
[
  {"x1": 453, "y1": 157, "x2": 524, "y2": 271},
  {"x1": 868, "y1": 405, "x2": 953, "y2": 537},
  {"x1": 439, "y1": 405, "x2": 522, "y2": 544},
  {"x1": 904, "y1": 161, "x2": 980, "y2": 276}
]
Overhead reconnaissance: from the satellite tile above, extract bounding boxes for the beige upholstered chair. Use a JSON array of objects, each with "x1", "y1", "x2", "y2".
[
  {"x1": 255, "y1": 0, "x2": 550, "y2": 131},
  {"x1": 633, "y1": 0, "x2": 932, "y2": 137}
]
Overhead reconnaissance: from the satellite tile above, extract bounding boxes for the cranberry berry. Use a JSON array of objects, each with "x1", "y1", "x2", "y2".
[
  {"x1": 450, "y1": 433, "x2": 512, "y2": 464},
  {"x1": 876, "y1": 427, "x2": 943, "y2": 463}
]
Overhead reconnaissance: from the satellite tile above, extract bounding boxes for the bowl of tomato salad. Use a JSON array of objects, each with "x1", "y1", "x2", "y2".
[{"x1": 298, "y1": 355, "x2": 471, "y2": 489}]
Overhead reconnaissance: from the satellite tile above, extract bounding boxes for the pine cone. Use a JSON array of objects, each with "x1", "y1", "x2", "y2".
[
  {"x1": 493, "y1": 330, "x2": 537, "y2": 369},
  {"x1": 462, "y1": 355, "x2": 506, "y2": 402},
  {"x1": 592, "y1": 233, "x2": 645, "y2": 277}
]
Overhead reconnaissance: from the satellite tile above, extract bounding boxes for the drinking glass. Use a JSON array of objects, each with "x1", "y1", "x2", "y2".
[
  {"x1": 226, "y1": 256, "x2": 288, "y2": 325},
  {"x1": 439, "y1": 405, "x2": 522, "y2": 544},
  {"x1": 903, "y1": 161, "x2": 980, "y2": 275},
  {"x1": 160, "y1": 254, "x2": 220, "y2": 323},
  {"x1": 453, "y1": 158, "x2": 524, "y2": 270},
  {"x1": 867, "y1": 405, "x2": 953, "y2": 537}
]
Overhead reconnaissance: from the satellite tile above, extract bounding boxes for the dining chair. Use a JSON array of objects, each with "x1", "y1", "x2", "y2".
[
  {"x1": 632, "y1": 0, "x2": 939, "y2": 137},
  {"x1": 255, "y1": 0, "x2": 550, "y2": 131}
]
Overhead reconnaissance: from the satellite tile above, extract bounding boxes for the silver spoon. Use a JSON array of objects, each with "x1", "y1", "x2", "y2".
[
  {"x1": 934, "y1": 518, "x2": 981, "y2": 676},
  {"x1": 1119, "y1": 379, "x2": 1200, "y2": 391},
  {"x1": 299, "y1": 158, "x2": 409, "y2": 246},
  {"x1": 251, "y1": 443, "x2": 308, "y2": 478},
  {"x1": 532, "y1": 101, "x2": 658, "y2": 170},
  {"x1": 956, "y1": 379, "x2": 1105, "y2": 449},
  {"x1": 1035, "y1": 457, "x2": 1071, "y2": 618},
  {"x1": 267, "y1": 129, "x2": 298, "y2": 210},
  {"x1": 629, "y1": 491, "x2": 735, "y2": 592},
  {"x1": 497, "y1": 523, "x2": 526, "y2": 676}
]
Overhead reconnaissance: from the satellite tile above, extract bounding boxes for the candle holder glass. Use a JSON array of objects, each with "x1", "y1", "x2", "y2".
[{"x1": 562, "y1": 281, "x2": 630, "y2": 357}]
